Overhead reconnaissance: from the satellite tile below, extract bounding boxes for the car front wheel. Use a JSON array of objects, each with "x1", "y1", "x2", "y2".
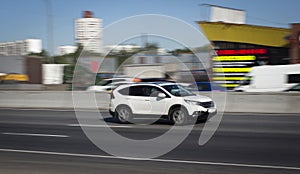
[{"x1": 170, "y1": 107, "x2": 188, "y2": 125}]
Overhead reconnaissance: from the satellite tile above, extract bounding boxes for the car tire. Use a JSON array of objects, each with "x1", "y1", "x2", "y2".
[
  {"x1": 116, "y1": 106, "x2": 132, "y2": 124},
  {"x1": 170, "y1": 107, "x2": 188, "y2": 125}
]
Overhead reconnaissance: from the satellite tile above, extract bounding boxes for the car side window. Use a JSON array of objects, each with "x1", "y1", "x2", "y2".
[
  {"x1": 118, "y1": 86, "x2": 150, "y2": 96},
  {"x1": 118, "y1": 87, "x2": 130, "y2": 95},
  {"x1": 129, "y1": 86, "x2": 151, "y2": 96},
  {"x1": 118, "y1": 85, "x2": 169, "y2": 97},
  {"x1": 149, "y1": 86, "x2": 166, "y2": 97}
]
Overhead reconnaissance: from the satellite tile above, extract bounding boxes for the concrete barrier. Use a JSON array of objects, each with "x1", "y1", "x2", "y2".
[
  {"x1": 0, "y1": 91, "x2": 300, "y2": 113},
  {"x1": 199, "y1": 92, "x2": 300, "y2": 114},
  {"x1": 0, "y1": 91, "x2": 110, "y2": 110},
  {"x1": 224, "y1": 92, "x2": 300, "y2": 114}
]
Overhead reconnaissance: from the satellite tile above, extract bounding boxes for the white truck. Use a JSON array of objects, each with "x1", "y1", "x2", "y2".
[{"x1": 233, "y1": 64, "x2": 300, "y2": 92}]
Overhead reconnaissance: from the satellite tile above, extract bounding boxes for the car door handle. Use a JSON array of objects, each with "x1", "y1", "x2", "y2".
[{"x1": 144, "y1": 99, "x2": 150, "y2": 101}]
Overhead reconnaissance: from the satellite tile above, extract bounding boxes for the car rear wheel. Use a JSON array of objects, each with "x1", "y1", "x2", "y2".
[
  {"x1": 170, "y1": 107, "x2": 188, "y2": 125},
  {"x1": 116, "y1": 106, "x2": 132, "y2": 123}
]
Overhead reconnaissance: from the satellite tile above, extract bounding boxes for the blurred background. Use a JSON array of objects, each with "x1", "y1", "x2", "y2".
[
  {"x1": 0, "y1": 0, "x2": 299, "y2": 93},
  {"x1": 0, "y1": 2, "x2": 300, "y2": 173}
]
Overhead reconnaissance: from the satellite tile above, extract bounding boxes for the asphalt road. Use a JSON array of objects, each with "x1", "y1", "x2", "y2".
[{"x1": 0, "y1": 108, "x2": 300, "y2": 174}]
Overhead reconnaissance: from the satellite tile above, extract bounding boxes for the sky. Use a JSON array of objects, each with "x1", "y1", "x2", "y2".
[{"x1": 0, "y1": 0, "x2": 300, "y2": 54}]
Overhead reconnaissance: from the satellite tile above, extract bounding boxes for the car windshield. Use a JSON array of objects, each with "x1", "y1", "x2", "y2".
[
  {"x1": 289, "y1": 84, "x2": 300, "y2": 91},
  {"x1": 96, "y1": 79, "x2": 111, "y2": 86},
  {"x1": 162, "y1": 84, "x2": 195, "y2": 97}
]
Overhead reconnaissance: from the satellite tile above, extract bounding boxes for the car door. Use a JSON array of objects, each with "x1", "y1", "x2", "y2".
[
  {"x1": 127, "y1": 85, "x2": 152, "y2": 114},
  {"x1": 148, "y1": 86, "x2": 170, "y2": 116}
]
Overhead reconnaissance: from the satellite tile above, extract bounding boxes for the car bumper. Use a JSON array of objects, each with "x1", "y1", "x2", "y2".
[
  {"x1": 109, "y1": 109, "x2": 115, "y2": 117},
  {"x1": 190, "y1": 108, "x2": 217, "y2": 121}
]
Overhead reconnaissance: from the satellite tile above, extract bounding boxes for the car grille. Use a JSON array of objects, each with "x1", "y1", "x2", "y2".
[{"x1": 199, "y1": 101, "x2": 214, "y2": 108}]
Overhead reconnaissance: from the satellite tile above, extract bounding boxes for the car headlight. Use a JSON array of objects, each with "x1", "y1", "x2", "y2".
[{"x1": 184, "y1": 100, "x2": 199, "y2": 105}]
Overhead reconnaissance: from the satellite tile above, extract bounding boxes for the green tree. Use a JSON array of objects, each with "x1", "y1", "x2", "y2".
[
  {"x1": 62, "y1": 44, "x2": 82, "y2": 85},
  {"x1": 28, "y1": 49, "x2": 49, "y2": 57},
  {"x1": 72, "y1": 43, "x2": 84, "y2": 64},
  {"x1": 168, "y1": 47, "x2": 192, "y2": 55},
  {"x1": 28, "y1": 49, "x2": 50, "y2": 63}
]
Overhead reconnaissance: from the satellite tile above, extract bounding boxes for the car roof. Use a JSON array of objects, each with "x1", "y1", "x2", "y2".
[
  {"x1": 104, "y1": 77, "x2": 132, "y2": 80},
  {"x1": 118, "y1": 82, "x2": 178, "y2": 87}
]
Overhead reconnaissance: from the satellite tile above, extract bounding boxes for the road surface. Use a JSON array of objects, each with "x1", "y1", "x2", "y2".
[{"x1": 0, "y1": 108, "x2": 299, "y2": 174}]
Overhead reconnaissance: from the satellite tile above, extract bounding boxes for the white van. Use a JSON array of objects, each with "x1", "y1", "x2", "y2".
[{"x1": 233, "y1": 64, "x2": 300, "y2": 92}]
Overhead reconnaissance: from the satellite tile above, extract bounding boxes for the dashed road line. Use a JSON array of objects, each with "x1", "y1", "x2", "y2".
[
  {"x1": 2, "y1": 132, "x2": 69, "y2": 138},
  {"x1": 67, "y1": 124, "x2": 132, "y2": 128}
]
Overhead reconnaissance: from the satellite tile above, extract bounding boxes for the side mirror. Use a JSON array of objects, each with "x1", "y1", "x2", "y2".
[{"x1": 157, "y1": 92, "x2": 166, "y2": 98}]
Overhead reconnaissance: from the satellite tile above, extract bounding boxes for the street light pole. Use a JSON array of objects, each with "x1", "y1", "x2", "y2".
[{"x1": 45, "y1": 0, "x2": 54, "y2": 63}]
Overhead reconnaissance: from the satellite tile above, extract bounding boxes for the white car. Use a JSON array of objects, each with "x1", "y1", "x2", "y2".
[
  {"x1": 109, "y1": 82, "x2": 217, "y2": 125},
  {"x1": 86, "y1": 78, "x2": 133, "y2": 92}
]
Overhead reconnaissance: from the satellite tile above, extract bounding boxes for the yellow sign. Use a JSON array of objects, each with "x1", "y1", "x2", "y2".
[
  {"x1": 213, "y1": 56, "x2": 256, "y2": 61},
  {"x1": 1, "y1": 74, "x2": 29, "y2": 81},
  {"x1": 213, "y1": 77, "x2": 245, "y2": 81},
  {"x1": 220, "y1": 84, "x2": 240, "y2": 87},
  {"x1": 213, "y1": 67, "x2": 252, "y2": 73}
]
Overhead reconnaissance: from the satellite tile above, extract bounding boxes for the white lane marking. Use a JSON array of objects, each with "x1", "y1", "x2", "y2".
[
  {"x1": 68, "y1": 124, "x2": 132, "y2": 128},
  {"x1": 2, "y1": 133, "x2": 69, "y2": 138},
  {"x1": 0, "y1": 148, "x2": 299, "y2": 171}
]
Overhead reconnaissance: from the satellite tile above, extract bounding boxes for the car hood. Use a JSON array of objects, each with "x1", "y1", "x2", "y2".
[{"x1": 183, "y1": 95, "x2": 212, "y2": 102}]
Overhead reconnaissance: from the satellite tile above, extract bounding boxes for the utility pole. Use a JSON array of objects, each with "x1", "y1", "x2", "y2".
[{"x1": 45, "y1": 0, "x2": 54, "y2": 62}]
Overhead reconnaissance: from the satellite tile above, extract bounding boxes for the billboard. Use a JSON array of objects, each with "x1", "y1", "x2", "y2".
[
  {"x1": 213, "y1": 48, "x2": 268, "y2": 88},
  {"x1": 210, "y1": 6, "x2": 246, "y2": 24}
]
